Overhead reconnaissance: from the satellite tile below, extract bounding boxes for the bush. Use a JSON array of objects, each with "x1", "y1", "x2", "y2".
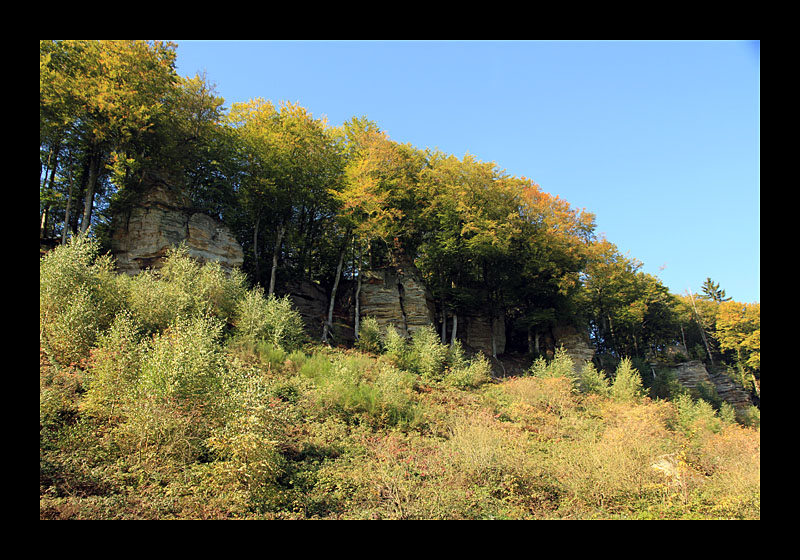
[
  {"x1": 40, "y1": 235, "x2": 125, "y2": 366},
  {"x1": 407, "y1": 325, "x2": 448, "y2": 381},
  {"x1": 355, "y1": 316, "x2": 382, "y2": 354},
  {"x1": 528, "y1": 347, "x2": 577, "y2": 383},
  {"x1": 310, "y1": 352, "x2": 418, "y2": 428},
  {"x1": 82, "y1": 311, "x2": 146, "y2": 420},
  {"x1": 610, "y1": 357, "x2": 645, "y2": 402},
  {"x1": 382, "y1": 324, "x2": 408, "y2": 368},
  {"x1": 126, "y1": 246, "x2": 249, "y2": 334},
  {"x1": 578, "y1": 361, "x2": 610, "y2": 396},
  {"x1": 444, "y1": 347, "x2": 492, "y2": 389},
  {"x1": 138, "y1": 314, "x2": 226, "y2": 411},
  {"x1": 233, "y1": 288, "x2": 307, "y2": 352}
]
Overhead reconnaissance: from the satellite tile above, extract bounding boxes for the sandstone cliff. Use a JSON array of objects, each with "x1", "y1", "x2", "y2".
[{"x1": 110, "y1": 173, "x2": 244, "y2": 275}]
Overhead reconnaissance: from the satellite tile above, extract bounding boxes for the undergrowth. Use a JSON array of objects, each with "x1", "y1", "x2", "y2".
[{"x1": 40, "y1": 237, "x2": 760, "y2": 519}]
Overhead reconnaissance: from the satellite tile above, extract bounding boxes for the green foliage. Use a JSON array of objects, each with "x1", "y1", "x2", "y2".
[
  {"x1": 578, "y1": 360, "x2": 610, "y2": 396},
  {"x1": 355, "y1": 316, "x2": 382, "y2": 354},
  {"x1": 138, "y1": 314, "x2": 226, "y2": 410},
  {"x1": 40, "y1": 235, "x2": 126, "y2": 366},
  {"x1": 382, "y1": 324, "x2": 408, "y2": 367},
  {"x1": 81, "y1": 311, "x2": 145, "y2": 420},
  {"x1": 308, "y1": 352, "x2": 418, "y2": 428},
  {"x1": 40, "y1": 45, "x2": 760, "y2": 519},
  {"x1": 443, "y1": 341, "x2": 491, "y2": 389},
  {"x1": 609, "y1": 357, "x2": 645, "y2": 402},
  {"x1": 528, "y1": 347, "x2": 577, "y2": 387},
  {"x1": 407, "y1": 325, "x2": 449, "y2": 381},
  {"x1": 232, "y1": 288, "x2": 307, "y2": 352}
]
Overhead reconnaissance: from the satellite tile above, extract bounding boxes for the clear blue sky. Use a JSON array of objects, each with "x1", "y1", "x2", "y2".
[{"x1": 172, "y1": 40, "x2": 760, "y2": 303}]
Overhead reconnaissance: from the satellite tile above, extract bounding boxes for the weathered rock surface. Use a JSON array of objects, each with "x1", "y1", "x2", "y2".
[
  {"x1": 358, "y1": 263, "x2": 435, "y2": 337},
  {"x1": 110, "y1": 174, "x2": 244, "y2": 275},
  {"x1": 553, "y1": 324, "x2": 596, "y2": 373},
  {"x1": 671, "y1": 360, "x2": 754, "y2": 413},
  {"x1": 459, "y1": 313, "x2": 506, "y2": 356}
]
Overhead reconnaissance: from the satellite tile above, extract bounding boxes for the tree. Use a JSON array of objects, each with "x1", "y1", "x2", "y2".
[
  {"x1": 40, "y1": 40, "x2": 179, "y2": 237},
  {"x1": 701, "y1": 278, "x2": 732, "y2": 303},
  {"x1": 715, "y1": 301, "x2": 760, "y2": 396}
]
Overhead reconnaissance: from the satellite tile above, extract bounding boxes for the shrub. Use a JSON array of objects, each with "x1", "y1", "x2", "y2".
[
  {"x1": 528, "y1": 347, "x2": 577, "y2": 383},
  {"x1": 138, "y1": 314, "x2": 226, "y2": 411},
  {"x1": 407, "y1": 325, "x2": 448, "y2": 380},
  {"x1": 81, "y1": 311, "x2": 145, "y2": 420},
  {"x1": 355, "y1": 316, "x2": 382, "y2": 354},
  {"x1": 126, "y1": 246, "x2": 249, "y2": 334},
  {"x1": 578, "y1": 361, "x2": 610, "y2": 396},
  {"x1": 205, "y1": 359, "x2": 291, "y2": 510},
  {"x1": 382, "y1": 324, "x2": 408, "y2": 368},
  {"x1": 310, "y1": 352, "x2": 417, "y2": 428},
  {"x1": 444, "y1": 349, "x2": 491, "y2": 389},
  {"x1": 610, "y1": 357, "x2": 645, "y2": 402},
  {"x1": 40, "y1": 235, "x2": 124, "y2": 366},
  {"x1": 233, "y1": 288, "x2": 306, "y2": 352}
]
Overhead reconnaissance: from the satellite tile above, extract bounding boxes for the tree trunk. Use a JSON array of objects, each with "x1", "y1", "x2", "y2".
[
  {"x1": 268, "y1": 224, "x2": 285, "y2": 297},
  {"x1": 354, "y1": 244, "x2": 363, "y2": 340},
  {"x1": 253, "y1": 212, "x2": 262, "y2": 286},
  {"x1": 323, "y1": 230, "x2": 351, "y2": 344},
  {"x1": 80, "y1": 148, "x2": 100, "y2": 234},
  {"x1": 451, "y1": 312, "x2": 458, "y2": 347},
  {"x1": 61, "y1": 160, "x2": 75, "y2": 245}
]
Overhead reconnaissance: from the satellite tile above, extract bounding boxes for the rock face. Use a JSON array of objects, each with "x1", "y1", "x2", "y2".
[
  {"x1": 358, "y1": 262, "x2": 435, "y2": 337},
  {"x1": 110, "y1": 174, "x2": 244, "y2": 275},
  {"x1": 553, "y1": 324, "x2": 595, "y2": 373},
  {"x1": 459, "y1": 313, "x2": 506, "y2": 356},
  {"x1": 671, "y1": 360, "x2": 754, "y2": 413}
]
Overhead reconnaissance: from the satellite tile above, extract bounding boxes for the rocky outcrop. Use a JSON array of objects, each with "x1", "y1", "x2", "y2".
[
  {"x1": 358, "y1": 263, "x2": 435, "y2": 337},
  {"x1": 459, "y1": 313, "x2": 506, "y2": 356},
  {"x1": 553, "y1": 324, "x2": 595, "y2": 373},
  {"x1": 110, "y1": 174, "x2": 244, "y2": 275},
  {"x1": 671, "y1": 360, "x2": 754, "y2": 413}
]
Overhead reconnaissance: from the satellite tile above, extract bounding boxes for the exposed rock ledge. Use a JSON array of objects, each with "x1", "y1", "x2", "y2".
[{"x1": 110, "y1": 175, "x2": 244, "y2": 275}]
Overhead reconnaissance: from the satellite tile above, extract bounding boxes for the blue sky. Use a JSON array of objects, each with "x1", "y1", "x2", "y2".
[{"x1": 172, "y1": 40, "x2": 760, "y2": 303}]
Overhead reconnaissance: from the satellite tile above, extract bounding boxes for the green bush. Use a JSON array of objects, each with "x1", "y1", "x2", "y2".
[
  {"x1": 444, "y1": 345, "x2": 491, "y2": 389},
  {"x1": 40, "y1": 235, "x2": 124, "y2": 366},
  {"x1": 82, "y1": 311, "x2": 146, "y2": 420},
  {"x1": 126, "y1": 246, "x2": 249, "y2": 334},
  {"x1": 233, "y1": 288, "x2": 307, "y2": 352},
  {"x1": 138, "y1": 314, "x2": 226, "y2": 411},
  {"x1": 382, "y1": 324, "x2": 408, "y2": 368},
  {"x1": 610, "y1": 357, "x2": 645, "y2": 402},
  {"x1": 310, "y1": 352, "x2": 418, "y2": 428},
  {"x1": 355, "y1": 316, "x2": 382, "y2": 354},
  {"x1": 578, "y1": 361, "x2": 610, "y2": 396},
  {"x1": 407, "y1": 325, "x2": 448, "y2": 381}
]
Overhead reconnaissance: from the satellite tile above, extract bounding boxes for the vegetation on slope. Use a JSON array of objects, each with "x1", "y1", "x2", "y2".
[{"x1": 40, "y1": 239, "x2": 759, "y2": 519}]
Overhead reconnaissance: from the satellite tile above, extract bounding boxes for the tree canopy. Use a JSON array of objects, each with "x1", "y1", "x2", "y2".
[{"x1": 40, "y1": 40, "x2": 759, "y2": 397}]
